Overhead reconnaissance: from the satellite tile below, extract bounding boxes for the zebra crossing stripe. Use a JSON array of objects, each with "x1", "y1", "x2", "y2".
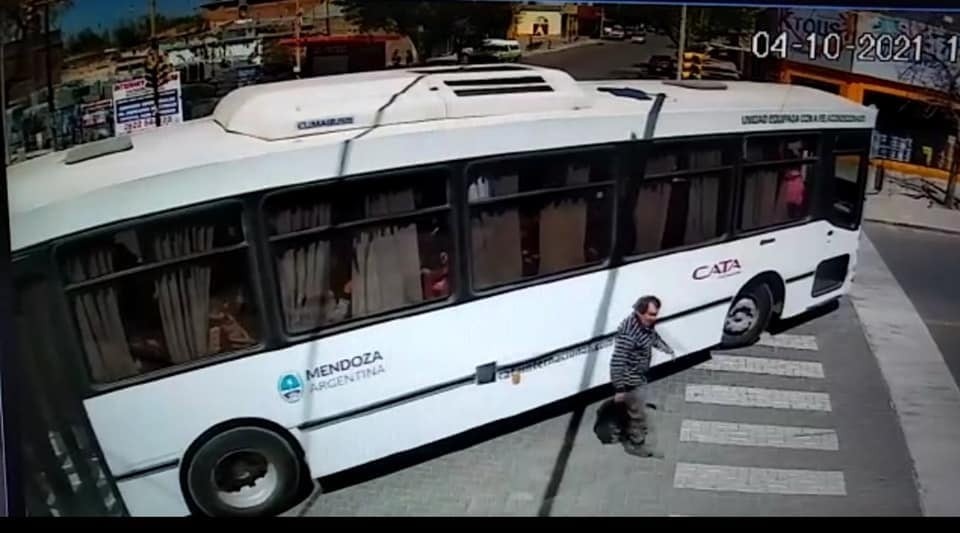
[
  {"x1": 758, "y1": 333, "x2": 819, "y2": 351},
  {"x1": 680, "y1": 419, "x2": 839, "y2": 450},
  {"x1": 685, "y1": 384, "x2": 832, "y2": 411},
  {"x1": 674, "y1": 463, "x2": 846, "y2": 495},
  {"x1": 698, "y1": 355, "x2": 825, "y2": 379}
]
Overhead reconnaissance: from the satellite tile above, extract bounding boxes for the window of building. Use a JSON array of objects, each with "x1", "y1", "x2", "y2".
[
  {"x1": 57, "y1": 204, "x2": 260, "y2": 384},
  {"x1": 626, "y1": 139, "x2": 733, "y2": 255},
  {"x1": 264, "y1": 169, "x2": 453, "y2": 334},
  {"x1": 467, "y1": 150, "x2": 614, "y2": 290},
  {"x1": 739, "y1": 134, "x2": 819, "y2": 231}
]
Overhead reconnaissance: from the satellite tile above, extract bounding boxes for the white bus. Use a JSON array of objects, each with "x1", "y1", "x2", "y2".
[{"x1": 7, "y1": 65, "x2": 875, "y2": 517}]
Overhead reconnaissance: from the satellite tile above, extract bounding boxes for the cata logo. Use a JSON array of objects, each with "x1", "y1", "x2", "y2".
[
  {"x1": 278, "y1": 372, "x2": 304, "y2": 404},
  {"x1": 693, "y1": 259, "x2": 743, "y2": 280}
]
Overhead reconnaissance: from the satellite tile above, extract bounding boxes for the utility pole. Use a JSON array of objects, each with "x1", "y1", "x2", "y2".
[
  {"x1": 325, "y1": 0, "x2": 331, "y2": 36},
  {"x1": 293, "y1": 0, "x2": 301, "y2": 78},
  {"x1": 149, "y1": 0, "x2": 161, "y2": 127},
  {"x1": 1, "y1": 8, "x2": 8, "y2": 165},
  {"x1": 676, "y1": 4, "x2": 687, "y2": 81},
  {"x1": 43, "y1": 1, "x2": 55, "y2": 149},
  {"x1": 599, "y1": 6, "x2": 605, "y2": 38}
]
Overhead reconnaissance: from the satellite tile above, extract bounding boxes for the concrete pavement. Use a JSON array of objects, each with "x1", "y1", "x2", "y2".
[
  {"x1": 865, "y1": 223, "x2": 960, "y2": 395},
  {"x1": 850, "y1": 234, "x2": 960, "y2": 516},
  {"x1": 864, "y1": 172, "x2": 960, "y2": 235},
  {"x1": 293, "y1": 298, "x2": 921, "y2": 516}
]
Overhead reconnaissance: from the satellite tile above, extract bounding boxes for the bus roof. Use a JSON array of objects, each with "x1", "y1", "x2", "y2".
[{"x1": 7, "y1": 65, "x2": 876, "y2": 252}]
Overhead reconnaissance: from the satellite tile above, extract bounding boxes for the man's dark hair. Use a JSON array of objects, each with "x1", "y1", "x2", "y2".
[{"x1": 633, "y1": 295, "x2": 661, "y2": 314}]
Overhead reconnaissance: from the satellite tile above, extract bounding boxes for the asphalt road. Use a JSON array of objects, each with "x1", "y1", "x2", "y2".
[
  {"x1": 865, "y1": 222, "x2": 960, "y2": 388},
  {"x1": 522, "y1": 36, "x2": 676, "y2": 80}
]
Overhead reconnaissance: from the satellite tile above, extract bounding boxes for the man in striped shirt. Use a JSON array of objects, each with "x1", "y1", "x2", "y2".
[{"x1": 610, "y1": 295, "x2": 674, "y2": 455}]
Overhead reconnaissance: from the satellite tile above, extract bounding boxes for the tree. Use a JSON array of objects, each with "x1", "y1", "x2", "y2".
[
  {"x1": 111, "y1": 17, "x2": 150, "y2": 49},
  {"x1": 613, "y1": 4, "x2": 763, "y2": 48},
  {"x1": 0, "y1": 0, "x2": 73, "y2": 42},
  {"x1": 66, "y1": 27, "x2": 109, "y2": 54},
  {"x1": 334, "y1": 0, "x2": 514, "y2": 60},
  {"x1": 902, "y1": 41, "x2": 960, "y2": 208}
]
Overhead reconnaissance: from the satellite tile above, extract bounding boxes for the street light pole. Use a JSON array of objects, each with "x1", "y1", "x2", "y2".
[
  {"x1": 677, "y1": 4, "x2": 687, "y2": 80},
  {"x1": 293, "y1": 0, "x2": 302, "y2": 78},
  {"x1": 149, "y1": 0, "x2": 161, "y2": 127}
]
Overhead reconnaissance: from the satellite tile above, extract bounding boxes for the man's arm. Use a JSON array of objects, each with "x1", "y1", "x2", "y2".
[
  {"x1": 652, "y1": 330, "x2": 674, "y2": 355},
  {"x1": 610, "y1": 332, "x2": 634, "y2": 393}
]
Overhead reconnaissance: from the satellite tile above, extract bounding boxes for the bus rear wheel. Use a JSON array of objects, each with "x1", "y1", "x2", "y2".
[
  {"x1": 720, "y1": 283, "x2": 773, "y2": 349},
  {"x1": 185, "y1": 426, "x2": 303, "y2": 517}
]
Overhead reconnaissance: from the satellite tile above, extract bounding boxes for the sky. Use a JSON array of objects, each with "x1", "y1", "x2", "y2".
[{"x1": 59, "y1": 0, "x2": 202, "y2": 37}]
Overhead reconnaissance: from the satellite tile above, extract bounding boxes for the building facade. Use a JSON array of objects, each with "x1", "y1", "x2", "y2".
[{"x1": 778, "y1": 9, "x2": 960, "y2": 179}]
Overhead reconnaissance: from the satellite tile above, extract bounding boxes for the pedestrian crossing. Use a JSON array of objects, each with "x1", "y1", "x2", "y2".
[{"x1": 671, "y1": 332, "x2": 847, "y2": 504}]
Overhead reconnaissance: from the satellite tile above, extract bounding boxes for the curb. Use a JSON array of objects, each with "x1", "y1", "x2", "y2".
[{"x1": 863, "y1": 217, "x2": 960, "y2": 236}]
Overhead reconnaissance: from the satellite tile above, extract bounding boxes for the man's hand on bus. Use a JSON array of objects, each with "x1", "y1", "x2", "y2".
[{"x1": 614, "y1": 392, "x2": 626, "y2": 403}]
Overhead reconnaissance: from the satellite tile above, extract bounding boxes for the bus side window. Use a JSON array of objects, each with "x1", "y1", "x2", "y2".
[
  {"x1": 739, "y1": 135, "x2": 819, "y2": 231},
  {"x1": 57, "y1": 203, "x2": 261, "y2": 384},
  {"x1": 264, "y1": 168, "x2": 453, "y2": 334},
  {"x1": 466, "y1": 150, "x2": 615, "y2": 290},
  {"x1": 627, "y1": 139, "x2": 733, "y2": 255},
  {"x1": 830, "y1": 132, "x2": 871, "y2": 229}
]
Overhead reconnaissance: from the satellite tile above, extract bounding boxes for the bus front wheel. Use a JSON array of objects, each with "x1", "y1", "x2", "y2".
[
  {"x1": 720, "y1": 283, "x2": 773, "y2": 349},
  {"x1": 184, "y1": 426, "x2": 303, "y2": 517}
]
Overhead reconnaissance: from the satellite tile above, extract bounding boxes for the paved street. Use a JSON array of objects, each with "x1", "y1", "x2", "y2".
[
  {"x1": 293, "y1": 296, "x2": 921, "y2": 516},
  {"x1": 865, "y1": 222, "x2": 960, "y2": 386},
  {"x1": 522, "y1": 36, "x2": 675, "y2": 79}
]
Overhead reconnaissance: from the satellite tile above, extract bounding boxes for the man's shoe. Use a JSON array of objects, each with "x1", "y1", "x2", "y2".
[{"x1": 623, "y1": 440, "x2": 661, "y2": 458}]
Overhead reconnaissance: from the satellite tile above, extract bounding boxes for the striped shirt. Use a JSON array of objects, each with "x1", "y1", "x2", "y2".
[{"x1": 610, "y1": 313, "x2": 674, "y2": 393}]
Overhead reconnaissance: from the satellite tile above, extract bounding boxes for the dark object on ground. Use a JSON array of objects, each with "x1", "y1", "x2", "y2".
[{"x1": 593, "y1": 399, "x2": 629, "y2": 444}]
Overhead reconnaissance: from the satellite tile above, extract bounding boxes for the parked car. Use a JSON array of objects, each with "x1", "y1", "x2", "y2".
[
  {"x1": 631, "y1": 32, "x2": 647, "y2": 44},
  {"x1": 649, "y1": 54, "x2": 677, "y2": 77},
  {"x1": 603, "y1": 25, "x2": 626, "y2": 40},
  {"x1": 461, "y1": 38, "x2": 523, "y2": 63}
]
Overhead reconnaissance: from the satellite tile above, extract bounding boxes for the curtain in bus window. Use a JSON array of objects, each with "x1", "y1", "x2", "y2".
[
  {"x1": 632, "y1": 182, "x2": 672, "y2": 253},
  {"x1": 741, "y1": 169, "x2": 781, "y2": 229},
  {"x1": 647, "y1": 152, "x2": 678, "y2": 175},
  {"x1": 151, "y1": 225, "x2": 215, "y2": 364},
  {"x1": 539, "y1": 198, "x2": 587, "y2": 274},
  {"x1": 66, "y1": 248, "x2": 138, "y2": 382},
  {"x1": 690, "y1": 148, "x2": 723, "y2": 169},
  {"x1": 489, "y1": 172, "x2": 519, "y2": 196},
  {"x1": 351, "y1": 189, "x2": 423, "y2": 317},
  {"x1": 472, "y1": 207, "x2": 523, "y2": 288},
  {"x1": 684, "y1": 176, "x2": 720, "y2": 244},
  {"x1": 566, "y1": 162, "x2": 591, "y2": 185},
  {"x1": 468, "y1": 176, "x2": 492, "y2": 201},
  {"x1": 533, "y1": 163, "x2": 591, "y2": 273},
  {"x1": 276, "y1": 203, "x2": 332, "y2": 332}
]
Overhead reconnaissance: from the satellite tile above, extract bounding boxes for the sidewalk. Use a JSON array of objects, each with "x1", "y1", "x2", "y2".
[{"x1": 863, "y1": 168, "x2": 960, "y2": 235}]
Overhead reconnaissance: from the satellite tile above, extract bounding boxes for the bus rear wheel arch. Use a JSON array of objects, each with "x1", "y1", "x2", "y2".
[
  {"x1": 720, "y1": 274, "x2": 783, "y2": 349},
  {"x1": 180, "y1": 420, "x2": 310, "y2": 517}
]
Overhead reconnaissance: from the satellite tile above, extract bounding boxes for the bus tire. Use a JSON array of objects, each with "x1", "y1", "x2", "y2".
[
  {"x1": 720, "y1": 283, "x2": 773, "y2": 349},
  {"x1": 184, "y1": 426, "x2": 302, "y2": 517}
]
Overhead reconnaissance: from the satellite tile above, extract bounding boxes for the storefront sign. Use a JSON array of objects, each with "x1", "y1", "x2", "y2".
[
  {"x1": 779, "y1": 9, "x2": 856, "y2": 72},
  {"x1": 851, "y1": 12, "x2": 958, "y2": 92}
]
